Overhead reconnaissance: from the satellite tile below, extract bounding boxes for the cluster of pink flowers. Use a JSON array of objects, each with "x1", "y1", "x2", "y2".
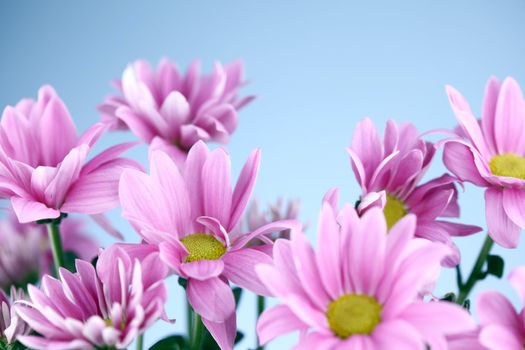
[{"x1": 0, "y1": 57, "x2": 523, "y2": 350}]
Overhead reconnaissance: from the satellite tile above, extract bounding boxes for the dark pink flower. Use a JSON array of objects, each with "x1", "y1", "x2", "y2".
[
  {"x1": 15, "y1": 245, "x2": 168, "y2": 350},
  {"x1": 349, "y1": 118, "x2": 481, "y2": 266},
  {"x1": 0, "y1": 85, "x2": 141, "y2": 225},
  {"x1": 99, "y1": 59, "x2": 254, "y2": 165}
]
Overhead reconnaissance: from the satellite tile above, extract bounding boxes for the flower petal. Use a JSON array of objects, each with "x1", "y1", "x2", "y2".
[
  {"x1": 485, "y1": 188, "x2": 521, "y2": 248},
  {"x1": 186, "y1": 277, "x2": 235, "y2": 323}
]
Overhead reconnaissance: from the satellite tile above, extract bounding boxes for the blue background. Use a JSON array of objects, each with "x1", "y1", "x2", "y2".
[{"x1": 1, "y1": 1, "x2": 525, "y2": 349}]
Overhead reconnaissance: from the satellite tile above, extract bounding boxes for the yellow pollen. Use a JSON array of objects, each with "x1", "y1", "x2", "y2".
[
  {"x1": 383, "y1": 194, "x2": 407, "y2": 230},
  {"x1": 489, "y1": 154, "x2": 525, "y2": 180},
  {"x1": 326, "y1": 294, "x2": 382, "y2": 339},
  {"x1": 104, "y1": 319, "x2": 113, "y2": 327},
  {"x1": 180, "y1": 234, "x2": 226, "y2": 263}
]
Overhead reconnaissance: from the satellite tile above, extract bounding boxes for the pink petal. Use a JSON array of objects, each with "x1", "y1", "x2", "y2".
[
  {"x1": 477, "y1": 291, "x2": 521, "y2": 331},
  {"x1": 481, "y1": 76, "x2": 501, "y2": 155},
  {"x1": 160, "y1": 91, "x2": 190, "y2": 130},
  {"x1": 202, "y1": 148, "x2": 232, "y2": 227},
  {"x1": 183, "y1": 141, "x2": 209, "y2": 219},
  {"x1": 202, "y1": 312, "x2": 236, "y2": 350},
  {"x1": 485, "y1": 188, "x2": 521, "y2": 248},
  {"x1": 443, "y1": 141, "x2": 488, "y2": 187},
  {"x1": 180, "y1": 260, "x2": 224, "y2": 281},
  {"x1": 372, "y1": 320, "x2": 423, "y2": 350},
  {"x1": 229, "y1": 149, "x2": 260, "y2": 231},
  {"x1": 509, "y1": 266, "x2": 525, "y2": 304},
  {"x1": 494, "y1": 77, "x2": 525, "y2": 155},
  {"x1": 186, "y1": 277, "x2": 235, "y2": 323},
  {"x1": 149, "y1": 136, "x2": 187, "y2": 168},
  {"x1": 11, "y1": 197, "x2": 61, "y2": 223},
  {"x1": 480, "y1": 324, "x2": 524, "y2": 350},
  {"x1": 257, "y1": 305, "x2": 307, "y2": 345},
  {"x1": 115, "y1": 106, "x2": 155, "y2": 143},
  {"x1": 502, "y1": 189, "x2": 525, "y2": 228},
  {"x1": 222, "y1": 248, "x2": 272, "y2": 296}
]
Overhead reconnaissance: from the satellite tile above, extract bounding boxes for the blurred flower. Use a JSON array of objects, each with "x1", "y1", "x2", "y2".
[
  {"x1": 0, "y1": 85, "x2": 140, "y2": 228},
  {"x1": 443, "y1": 77, "x2": 525, "y2": 248},
  {"x1": 476, "y1": 266, "x2": 525, "y2": 349},
  {"x1": 348, "y1": 118, "x2": 481, "y2": 266},
  {"x1": 447, "y1": 329, "x2": 488, "y2": 350},
  {"x1": 0, "y1": 287, "x2": 30, "y2": 345},
  {"x1": 15, "y1": 245, "x2": 168, "y2": 350},
  {"x1": 256, "y1": 201, "x2": 475, "y2": 349},
  {"x1": 0, "y1": 213, "x2": 98, "y2": 291},
  {"x1": 118, "y1": 141, "x2": 297, "y2": 349},
  {"x1": 244, "y1": 198, "x2": 304, "y2": 243},
  {"x1": 99, "y1": 59, "x2": 254, "y2": 165}
]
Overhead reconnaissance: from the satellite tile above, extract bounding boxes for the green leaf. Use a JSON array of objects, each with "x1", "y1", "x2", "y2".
[
  {"x1": 486, "y1": 255, "x2": 505, "y2": 279},
  {"x1": 440, "y1": 292, "x2": 456, "y2": 303},
  {"x1": 63, "y1": 251, "x2": 79, "y2": 273},
  {"x1": 178, "y1": 277, "x2": 188, "y2": 290},
  {"x1": 233, "y1": 287, "x2": 243, "y2": 308},
  {"x1": 149, "y1": 335, "x2": 188, "y2": 350}
]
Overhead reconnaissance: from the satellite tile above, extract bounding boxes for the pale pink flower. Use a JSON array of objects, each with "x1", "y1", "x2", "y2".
[
  {"x1": 118, "y1": 141, "x2": 297, "y2": 349},
  {"x1": 477, "y1": 266, "x2": 525, "y2": 349},
  {"x1": 0, "y1": 213, "x2": 98, "y2": 291},
  {"x1": 447, "y1": 330, "x2": 488, "y2": 350},
  {"x1": 256, "y1": 199, "x2": 475, "y2": 349},
  {"x1": 244, "y1": 198, "x2": 304, "y2": 242},
  {"x1": 0, "y1": 288, "x2": 30, "y2": 344},
  {"x1": 349, "y1": 118, "x2": 481, "y2": 266},
  {"x1": 14, "y1": 244, "x2": 168, "y2": 350},
  {"x1": 0, "y1": 85, "x2": 140, "y2": 226},
  {"x1": 99, "y1": 59, "x2": 254, "y2": 165},
  {"x1": 443, "y1": 77, "x2": 525, "y2": 248}
]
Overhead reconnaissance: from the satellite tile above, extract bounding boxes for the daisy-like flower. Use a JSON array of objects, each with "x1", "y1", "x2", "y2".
[
  {"x1": 443, "y1": 77, "x2": 525, "y2": 248},
  {"x1": 0, "y1": 85, "x2": 140, "y2": 226},
  {"x1": 349, "y1": 118, "x2": 481, "y2": 266},
  {"x1": 118, "y1": 141, "x2": 297, "y2": 349},
  {"x1": 244, "y1": 197, "x2": 303, "y2": 242},
  {"x1": 256, "y1": 198, "x2": 475, "y2": 349},
  {"x1": 14, "y1": 244, "x2": 168, "y2": 350},
  {"x1": 99, "y1": 59, "x2": 254, "y2": 165},
  {"x1": 0, "y1": 213, "x2": 98, "y2": 291},
  {"x1": 476, "y1": 266, "x2": 525, "y2": 349},
  {"x1": 0, "y1": 288, "x2": 30, "y2": 345}
]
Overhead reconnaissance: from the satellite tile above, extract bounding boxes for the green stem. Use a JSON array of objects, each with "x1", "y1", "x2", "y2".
[
  {"x1": 190, "y1": 311, "x2": 204, "y2": 350},
  {"x1": 456, "y1": 235, "x2": 494, "y2": 305},
  {"x1": 47, "y1": 221, "x2": 65, "y2": 275},
  {"x1": 256, "y1": 295, "x2": 266, "y2": 350},
  {"x1": 187, "y1": 300, "x2": 193, "y2": 341},
  {"x1": 136, "y1": 333, "x2": 144, "y2": 350}
]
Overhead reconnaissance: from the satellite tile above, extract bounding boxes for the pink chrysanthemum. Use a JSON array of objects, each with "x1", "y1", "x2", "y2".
[
  {"x1": 0, "y1": 288, "x2": 30, "y2": 345},
  {"x1": 476, "y1": 266, "x2": 525, "y2": 349},
  {"x1": 443, "y1": 77, "x2": 525, "y2": 248},
  {"x1": 99, "y1": 59, "x2": 254, "y2": 165},
  {"x1": 256, "y1": 198, "x2": 475, "y2": 349},
  {"x1": 0, "y1": 213, "x2": 98, "y2": 290},
  {"x1": 0, "y1": 85, "x2": 140, "y2": 226},
  {"x1": 118, "y1": 141, "x2": 297, "y2": 349},
  {"x1": 349, "y1": 118, "x2": 481, "y2": 266},
  {"x1": 14, "y1": 245, "x2": 168, "y2": 350}
]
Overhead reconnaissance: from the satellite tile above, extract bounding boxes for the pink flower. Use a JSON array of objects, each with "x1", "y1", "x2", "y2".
[
  {"x1": 0, "y1": 288, "x2": 30, "y2": 344},
  {"x1": 256, "y1": 199, "x2": 475, "y2": 349},
  {"x1": 14, "y1": 245, "x2": 168, "y2": 350},
  {"x1": 99, "y1": 59, "x2": 254, "y2": 165},
  {"x1": 118, "y1": 141, "x2": 298, "y2": 349},
  {"x1": 443, "y1": 77, "x2": 525, "y2": 248},
  {"x1": 244, "y1": 198, "x2": 304, "y2": 242},
  {"x1": 447, "y1": 330, "x2": 488, "y2": 350},
  {"x1": 0, "y1": 213, "x2": 98, "y2": 291},
  {"x1": 0, "y1": 85, "x2": 140, "y2": 225},
  {"x1": 349, "y1": 118, "x2": 481, "y2": 266},
  {"x1": 477, "y1": 266, "x2": 525, "y2": 349}
]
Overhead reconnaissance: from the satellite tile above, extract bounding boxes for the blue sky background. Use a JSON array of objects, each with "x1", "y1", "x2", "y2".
[{"x1": 1, "y1": 1, "x2": 525, "y2": 349}]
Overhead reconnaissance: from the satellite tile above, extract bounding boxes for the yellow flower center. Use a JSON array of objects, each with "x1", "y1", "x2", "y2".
[
  {"x1": 180, "y1": 234, "x2": 226, "y2": 263},
  {"x1": 489, "y1": 154, "x2": 525, "y2": 180},
  {"x1": 326, "y1": 294, "x2": 382, "y2": 339},
  {"x1": 383, "y1": 194, "x2": 407, "y2": 230}
]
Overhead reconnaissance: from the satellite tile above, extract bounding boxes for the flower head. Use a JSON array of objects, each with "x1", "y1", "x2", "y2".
[
  {"x1": 476, "y1": 266, "x2": 525, "y2": 349},
  {"x1": 349, "y1": 118, "x2": 481, "y2": 266},
  {"x1": 0, "y1": 288, "x2": 30, "y2": 345},
  {"x1": 0, "y1": 85, "x2": 140, "y2": 226},
  {"x1": 443, "y1": 77, "x2": 525, "y2": 248},
  {"x1": 15, "y1": 245, "x2": 168, "y2": 350},
  {"x1": 256, "y1": 200, "x2": 475, "y2": 349},
  {"x1": 0, "y1": 213, "x2": 98, "y2": 291},
  {"x1": 99, "y1": 59, "x2": 254, "y2": 165},
  {"x1": 118, "y1": 141, "x2": 297, "y2": 349}
]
